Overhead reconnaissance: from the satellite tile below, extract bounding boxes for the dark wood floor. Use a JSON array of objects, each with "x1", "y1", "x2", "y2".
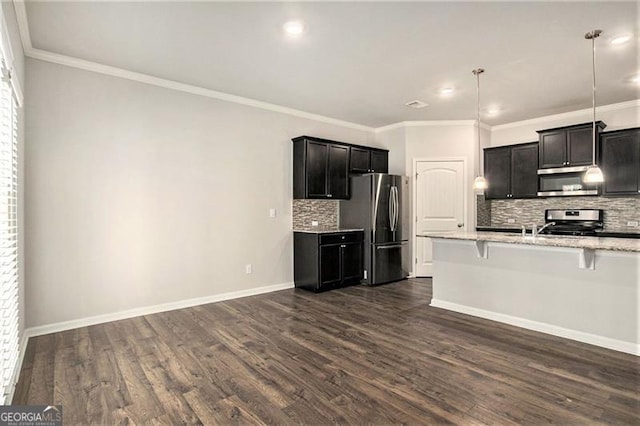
[{"x1": 14, "y1": 278, "x2": 640, "y2": 425}]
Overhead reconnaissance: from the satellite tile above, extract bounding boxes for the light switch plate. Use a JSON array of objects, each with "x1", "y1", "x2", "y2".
[
  {"x1": 507, "y1": 218, "x2": 515, "y2": 224},
  {"x1": 311, "y1": 221, "x2": 319, "y2": 227},
  {"x1": 627, "y1": 221, "x2": 639, "y2": 227},
  {"x1": 269, "y1": 208, "x2": 276, "y2": 218}
]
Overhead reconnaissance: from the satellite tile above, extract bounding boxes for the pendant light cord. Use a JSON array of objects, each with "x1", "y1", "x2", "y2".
[
  {"x1": 586, "y1": 30, "x2": 602, "y2": 167},
  {"x1": 591, "y1": 32, "x2": 596, "y2": 166},
  {"x1": 473, "y1": 68, "x2": 484, "y2": 176}
]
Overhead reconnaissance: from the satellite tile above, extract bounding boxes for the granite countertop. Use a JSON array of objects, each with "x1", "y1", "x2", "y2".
[
  {"x1": 294, "y1": 227, "x2": 364, "y2": 234},
  {"x1": 420, "y1": 231, "x2": 640, "y2": 253},
  {"x1": 476, "y1": 226, "x2": 640, "y2": 239}
]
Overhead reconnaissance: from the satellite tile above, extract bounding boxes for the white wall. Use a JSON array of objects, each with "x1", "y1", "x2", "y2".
[
  {"x1": 25, "y1": 58, "x2": 372, "y2": 328},
  {"x1": 404, "y1": 124, "x2": 477, "y2": 233},
  {"x1": 375, "y1": 122, "x2": 477, "y2": 274},
  {"x1": 374, "y1": 126, "x2": 406, "y2": 175},
  {"x1": 490, "y1": 100, "x2": 640, "y2": 147}
]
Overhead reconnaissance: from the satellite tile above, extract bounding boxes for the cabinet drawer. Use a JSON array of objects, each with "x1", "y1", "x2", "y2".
[{"x1": 320, "y1": 231, "x2": 363, "y2": 245}]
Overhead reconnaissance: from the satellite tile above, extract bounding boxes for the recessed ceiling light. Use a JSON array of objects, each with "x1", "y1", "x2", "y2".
[
  {"x1": 283, "y1": 20, "x2": 305, "y2": 37},
  {"x1": 631, "y1": 74, "x2": 640, "y2": 84},
  {"x1": 610, "y1": 34, "x2": 632, "y2": 45},
  {"x1": 486, "y1": 107, "x2": 501, "y2": 116},
  {"x1": 405, "y1": 100, "x2": 428, "y2": 109},
  {"x1": 440, "y1": 87, "x2": 454, "y2": 96}
]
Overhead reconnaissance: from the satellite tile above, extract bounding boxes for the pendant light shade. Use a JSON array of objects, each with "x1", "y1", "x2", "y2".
[
  {"x1": 473, "y1": 176, "x2": 488, "y2": 190},
  {"x1": 584, "y1": 165, "x2": 604, "y2": 183},
  {"x1": 472, "y1": 68, "x2": 487, "y2": 192},
  {"x1": 583, "y1": 29, "x2": 605, "y2": 184}
]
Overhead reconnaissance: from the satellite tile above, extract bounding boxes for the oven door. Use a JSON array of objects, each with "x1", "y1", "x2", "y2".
[{"x1": 537, "y1": 167, "x2": 599, "y2": 197}]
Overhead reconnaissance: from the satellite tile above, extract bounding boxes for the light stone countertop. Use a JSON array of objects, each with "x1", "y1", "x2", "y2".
[
  {"x1": 294, "y1": 227, "x2": 364, "y2": 234},
  {"x1": 419, "y1": 231, "x2": 640, "y2": 253}
]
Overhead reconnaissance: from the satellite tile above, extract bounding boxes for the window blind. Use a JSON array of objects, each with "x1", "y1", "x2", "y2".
[{"x1": 0, "y1": 75, "x2": 18, "y2": 405}]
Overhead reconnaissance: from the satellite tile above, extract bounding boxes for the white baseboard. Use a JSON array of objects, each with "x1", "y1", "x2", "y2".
[
  {"x1": 430, "y1": 299, "x2": 640, "y2": 356},
  {"x1": 27, "y1": 281, "x2": 294, "y2": 338}
]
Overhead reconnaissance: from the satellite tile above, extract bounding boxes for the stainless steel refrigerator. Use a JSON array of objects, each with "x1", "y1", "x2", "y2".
[{"x1": 340, "y1": 174, "x2": 409, "y2": 285}]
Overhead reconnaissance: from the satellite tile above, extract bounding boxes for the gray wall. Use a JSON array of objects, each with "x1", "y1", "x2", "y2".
[{"x1": 25, "y1": 58, "x2": 372, "y2": 328}]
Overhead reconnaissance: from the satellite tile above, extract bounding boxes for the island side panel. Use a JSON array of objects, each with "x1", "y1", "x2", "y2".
[{"x1": 430, "y1": 238, "x2": 640, "y2": 355}]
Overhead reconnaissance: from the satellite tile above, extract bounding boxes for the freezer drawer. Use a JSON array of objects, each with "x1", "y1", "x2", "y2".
[{"x1": 370, "y1": 241, "x2": 409, "y2": 285}]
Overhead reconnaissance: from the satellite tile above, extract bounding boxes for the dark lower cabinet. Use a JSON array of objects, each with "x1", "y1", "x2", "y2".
[
  {"x1": 600, "y1": 128, "x2": 640, "y2": 195},
  {"x1": 294, "y1": 231, "x2": 364, "y2": 292}
]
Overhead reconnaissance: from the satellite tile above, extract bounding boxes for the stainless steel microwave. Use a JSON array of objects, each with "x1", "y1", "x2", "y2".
[{"x1": 537, "y1": 165, "x2": 598, "y2": 197}]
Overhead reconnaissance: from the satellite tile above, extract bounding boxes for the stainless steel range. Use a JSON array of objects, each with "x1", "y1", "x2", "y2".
[{"x1": 540, "y1": 209, "x2": 604, "y2": 236}]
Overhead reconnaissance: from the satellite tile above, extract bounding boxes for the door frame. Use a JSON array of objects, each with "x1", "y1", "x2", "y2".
[{"x1": 412, "y1": 157, "x2": 468, "y2": 277}]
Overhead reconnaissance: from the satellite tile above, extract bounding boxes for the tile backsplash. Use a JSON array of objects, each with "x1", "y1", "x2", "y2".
[
  {"x1": 486, "y1": 196, "x2": 639, "y2": 232},
  {"x1": 292, "y1": 199, "x2": 339, "y2": 229}
]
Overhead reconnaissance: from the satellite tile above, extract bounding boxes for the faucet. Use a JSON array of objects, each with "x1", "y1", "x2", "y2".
[{"x1": 532, "y1": 222, "x2": 555, "y2": 237}]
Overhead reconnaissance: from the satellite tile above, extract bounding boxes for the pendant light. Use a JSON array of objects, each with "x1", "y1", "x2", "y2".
[
  {"x1": 583, "y1": 29, "x2": 605, "y2": 184},
  {"x1": 472, "y1": 68, "x2": 487, "y2": 191}
]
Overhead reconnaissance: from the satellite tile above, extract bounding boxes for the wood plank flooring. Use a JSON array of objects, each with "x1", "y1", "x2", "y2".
[{"x1": 13, "y1": 278, "x2": 640, "y2": 424}]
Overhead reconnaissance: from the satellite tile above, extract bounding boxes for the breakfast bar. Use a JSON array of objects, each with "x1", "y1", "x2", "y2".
[{"x1": 421, "y1": 231, "x2": 640, "y2": 355}]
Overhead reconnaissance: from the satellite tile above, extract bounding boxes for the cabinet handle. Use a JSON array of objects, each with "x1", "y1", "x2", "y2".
[
  {"x1": 327, "y1": 194, "x2": 332, "y2": 198},
  {"x1": 341, "y1": 244, "x2": 346, "y2": 248},
  {"x1": 341, "y1": 236, "x2": 345, "y2": 240}
]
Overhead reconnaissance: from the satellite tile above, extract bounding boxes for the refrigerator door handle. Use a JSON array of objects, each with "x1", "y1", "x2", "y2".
[
  {"x1": 394, "y1": 186, "x2": 399, "y2": 232},
  {"x1": 376, "y1": 244, "x2": 406, "y2": 250},
  {"x1": 388, "y1": 186, "x2": 394, "y2": 231}
]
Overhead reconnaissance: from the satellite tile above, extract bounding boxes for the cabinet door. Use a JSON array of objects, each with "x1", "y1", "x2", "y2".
[
  {"x1": 601, "y1": 130, "x2": 640, "y2": 195},
  {"x1": 306, "y1": 141, "x2": 328, "y2": 197},
  {"x1": 341, "y1": 242, "x2": 363, "y2": 283},
  {"x1": 370, "y1": 150, "x2": 389, "y2": 173},
  {"x1": 539, "y1": 131, "x2": 566, "y2": 168},
  {"x1": 511, "y1": 143, "x2": 539, "y2": 198},
  {"x1": 319, "y1": 244, "x2": 342, "y2": 289},
  {"x1": 350, "y1": 147, "x2": 370, "y2": 173},
  {"x1": 484, "y1": 147, "x2": 511, "y2": 199},
  {"x1": 567, "y1": 127, "x2": 594, "y2": 166},
  {"x1": 328, "y1": 144, "x2": 349, "y2": 199}
]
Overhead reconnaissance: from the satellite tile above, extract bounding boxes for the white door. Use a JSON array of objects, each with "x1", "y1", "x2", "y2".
[{"x1": 415, "y1": 160, "x2": 465, "y2": 277}]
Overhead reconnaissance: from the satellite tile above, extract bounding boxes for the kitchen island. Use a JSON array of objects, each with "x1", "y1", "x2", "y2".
[{"x1": 420, "y1": 231, "x2": 640, "y2": 355}]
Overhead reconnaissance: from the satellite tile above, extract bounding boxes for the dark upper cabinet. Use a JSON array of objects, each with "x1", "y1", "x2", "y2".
[
  {"x1": 511, "y1": 143, "x2": 539, "y2": 198},
  {"x1": 349, "y1": 147, "x2": 370, "y2": 173},
  {"x1": 349, "y1": 147, "x2": 389, "y2": 173},
  {"x1": 293, "y1": 136, "x2": 389, "y2": 199},
  {"x1": 370, "y1": 150, "x2": 389, "y2": 173},
  {"x1": 538, "y1": 122, "x2": 605, "y2": 169},
  {"x1": 294, "y1": 231, "x2": 364, "y2": 292},
  {"x1": 484, "y1": 142, "x2": 538, "y2": 200},
  {"x1": 600, "y1": 128, "x2": 640, "y2": 196},
  {"x1": 293, "y1": 137, "x2": 350, "y2": 199},
  {"x1": 328, "y1": 144, "x2": 349, "y2": 199},
  {"x1": 484, "y1": 146, "x2": 511, "y2": 199}
]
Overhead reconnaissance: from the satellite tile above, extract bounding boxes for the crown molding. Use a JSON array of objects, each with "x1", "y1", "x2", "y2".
[
  {"x1": 374, "y1": 119, "x2": 481, "y2": 133},
  {"x1": 491, "y1": 99, "x2": 640, "y2": 132},
  {"x1": 13, "y1": 1, "x2": 373, "y2": 133}
]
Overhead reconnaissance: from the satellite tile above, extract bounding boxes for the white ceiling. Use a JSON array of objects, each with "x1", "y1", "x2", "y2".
[{"x1": 24, "y1": 1, "x2": 640, "y2": 127}]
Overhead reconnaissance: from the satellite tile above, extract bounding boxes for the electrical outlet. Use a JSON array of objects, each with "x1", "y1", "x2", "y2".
[
  {"x1": 627, "y1": 221, "x2": 639, "y2": 227},
  {"x1": 245, "y1": 264, "x2": 252, "y2": 274},
  {"x1": 507, "y1": 218, "x2": 515, "y2": 224},
  {"x1": 311, "y1": 221, "x2": 319, "y2": 227},
  {"x1": 269, "y1": 208, "x2": 277, "y2": 218}
]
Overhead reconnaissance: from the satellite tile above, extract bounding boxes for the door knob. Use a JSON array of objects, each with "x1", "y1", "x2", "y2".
[{"x1": 457, "y1": 223, "x2": 464, "y2": 228}]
